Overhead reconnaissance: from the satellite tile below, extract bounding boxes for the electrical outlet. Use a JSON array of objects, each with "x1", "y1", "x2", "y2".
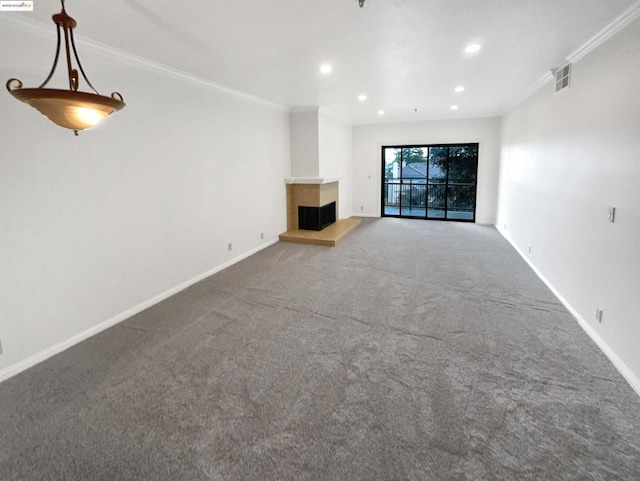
[
  {"x1": 260, "y1": 233, "x2": 264, "y2": 240},
  {"x1": 504, "y1": 224, "x2": 507, "y2": 230},
  {"x1": 608, "y1": 206, "x2": 616, "y2": 223},
  {"x1": 595, "y1": 307, "x2": 603, "y2": 323},
  {"x1": 227, "y1": 243, "x2": 232, "y2": 251},
  {"x1": 528, "y1": 244, "x2": 531, "y2": 254},
  {"x1": 360, "y1": 206, "x2": 364, "y2": 211},
  {"x1": 0, "y1": 339, "x2": 3, "y2": 355}
]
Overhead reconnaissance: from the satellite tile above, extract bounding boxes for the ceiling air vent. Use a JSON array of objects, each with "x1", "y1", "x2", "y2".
[{"x1": 554, "y1": 64, "x2": 572, "y2": 93}]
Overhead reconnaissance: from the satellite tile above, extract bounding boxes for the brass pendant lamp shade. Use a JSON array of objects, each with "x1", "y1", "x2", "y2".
[{"x1": 6, "y1": 0, "x2": 125, "y2": 135}]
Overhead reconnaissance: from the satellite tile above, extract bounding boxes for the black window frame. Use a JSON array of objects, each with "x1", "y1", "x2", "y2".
[{"x1": 381, "y1": 143, "x2": 479, "y2": 223}]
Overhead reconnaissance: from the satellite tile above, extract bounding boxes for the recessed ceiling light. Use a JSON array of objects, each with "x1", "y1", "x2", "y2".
[
  {"x1": 464, "y1": 44, "x2": 482, "y2": 54},
  {"x1": 378, "y1": 110, "x2": 385, "y2": 115},
  {"x1": 454, "y1": 86, "x2": 465, "y2": 93},
  {"x1": 320, "y1": 64, "x2": 333, "y2": 74},
  {"x1": 451, "y1": 105, "x2": 459, "y2": 110},
  {"x1": 358, "y1": 94, "x2": 367, "y2": 101}
]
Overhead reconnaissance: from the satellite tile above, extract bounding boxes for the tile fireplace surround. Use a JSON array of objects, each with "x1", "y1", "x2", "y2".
[
  {"x1": 279, "y1": 178, "x2": 360, "y2": 247},
  {"x1": 286, "y1": 180, "x2": 339, "y2": 231}
]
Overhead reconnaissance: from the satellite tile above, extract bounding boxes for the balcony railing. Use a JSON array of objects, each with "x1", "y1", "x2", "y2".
[{"x1": 383, "y1": 178, "x2": 475, "y2": 212}]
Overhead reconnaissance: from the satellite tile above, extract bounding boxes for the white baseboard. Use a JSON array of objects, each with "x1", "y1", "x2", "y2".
[
  {"x1": 496, "y1": 226, "x2": 640, "y2": 398},
  {"x1": 0, "y1": 238, "x2": 279, "y2": 383},
  {"x1": 353, "y1": 213, "x2": 379, "y2": 218}
]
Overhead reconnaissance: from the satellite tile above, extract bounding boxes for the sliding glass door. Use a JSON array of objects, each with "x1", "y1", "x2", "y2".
[
  {"x1": 382, "y1": 143, "x2": 478, "y2": 222},
  {"x1": 383, "y1": 147, "x2": 428, "y2": 217}
]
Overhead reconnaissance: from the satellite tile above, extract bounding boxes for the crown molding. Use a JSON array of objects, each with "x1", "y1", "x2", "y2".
[
  {"x1": 2, "y1": 15, "x2": 289, "y2": 112},
  {"x1": 355, "y1": 111, "x2": 501, "y2": 127},
  {"x1": 289, "y1": 106, "x2": 352, "y2": 125},
  {"x1": 290, "y1": 106, "x2": 320, "y2": 113},
  {"x1": 503, "y1": 0, "x2": 640, "y2": 115},
  {"x1": 319, "y1": 107, "x2": 353, "y2": 125},
  {"x1": 6, "y1": 1, "x2": 639, "y2": 125},
  {"x1": 502, "y1": 72, "x2": 554, "y2": 115},
  {"x1": 567, "y1": 0, "x2": 640, "y2": 64}
]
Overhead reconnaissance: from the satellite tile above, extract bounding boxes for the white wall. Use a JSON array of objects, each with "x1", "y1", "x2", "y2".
[
  {"x1": 0, "y1": 20, "x2": 290, "y2": 378},
  {"x1": 290, "y1": 110, "x2": 320, "y2": 178},
  {"x1": 497, "y1": 19, "x2": 640, "y2": 387},
  {"x1": 352, "y1": 118, "x2": 500, "y2": 223},
  {"x1": 318, "y1": 110, "x2": 353, "y2": 219}
]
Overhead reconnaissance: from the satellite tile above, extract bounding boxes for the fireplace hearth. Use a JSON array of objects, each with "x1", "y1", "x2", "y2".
[
  {"x1": 280, "y1": 179, "x2": 360, "y2": 246},
  {"x1": 298, "y1": 202, "x2": 336, "y2": 231}
]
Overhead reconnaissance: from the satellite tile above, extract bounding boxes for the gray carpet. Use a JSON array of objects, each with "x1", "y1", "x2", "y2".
[{"x1": 0, "y1": 218, "x2": 639, "y2": 480}]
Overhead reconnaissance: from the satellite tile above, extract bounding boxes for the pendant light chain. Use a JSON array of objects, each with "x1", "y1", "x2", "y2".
[{"x1": 37, "y1": 22, "x2": 62, "y2": 89}]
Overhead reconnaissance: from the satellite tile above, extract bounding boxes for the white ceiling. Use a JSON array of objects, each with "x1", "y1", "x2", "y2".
[{"x1": 17, "y1": 0, "x2": 638, "y2": 123}]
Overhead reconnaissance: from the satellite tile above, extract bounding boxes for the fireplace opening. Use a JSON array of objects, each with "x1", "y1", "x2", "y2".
[{"x1": 298, "y1": 202, "x2": 336, "y2": 231}]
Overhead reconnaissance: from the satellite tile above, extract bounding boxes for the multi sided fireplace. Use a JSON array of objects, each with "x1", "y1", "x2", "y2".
[
  {"x1": 298, "y1": 201, "x2": 336, "y2": 231},
  {"x1": 281, "y1": 179, "x2": 361, "y2": 246},
  {"x1": 285, "y1": 180, "x2": 339, "y2": 232}
]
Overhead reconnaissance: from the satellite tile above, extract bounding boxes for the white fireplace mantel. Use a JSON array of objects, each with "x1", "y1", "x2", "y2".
[{"x1": 284, "y1": 176, "x2": 342, "y2": 185}]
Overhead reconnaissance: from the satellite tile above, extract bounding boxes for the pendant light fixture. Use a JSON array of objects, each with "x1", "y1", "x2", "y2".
[{"x1": 6, "y1": 0, "x2": 125, "y2": 135}]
